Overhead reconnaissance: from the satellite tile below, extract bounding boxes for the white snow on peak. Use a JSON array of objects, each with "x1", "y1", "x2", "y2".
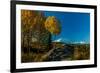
[{"x1": 53, "y1": 38, "x2": 62, "y2": 42}]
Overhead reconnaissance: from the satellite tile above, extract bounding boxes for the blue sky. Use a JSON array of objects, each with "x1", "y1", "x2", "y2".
[{"x1": 44, "y1": 11, "x2": 90, "y2": 43}]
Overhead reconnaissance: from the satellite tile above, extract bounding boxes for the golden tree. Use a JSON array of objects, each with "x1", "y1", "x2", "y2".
[
  {"x1": 44, "y1": 16, "x2": 61, "y2": 35},
  {"x1": 21, "y1": 10, "x2": 51, "y2": 53},
  {"x1": 21, "y1": 10, "x2": 38, "y2": 32},
  {"x1": 21, "y1": 10, "x2": 39, "y2": 53}
]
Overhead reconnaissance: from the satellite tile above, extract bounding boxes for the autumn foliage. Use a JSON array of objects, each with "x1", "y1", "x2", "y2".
[
  {"x1": 21, "y1": 10, "x2": 90, "y2": 62},
  {"x1": 45, "y1": 16, "x2": 61, "y2": 35}
]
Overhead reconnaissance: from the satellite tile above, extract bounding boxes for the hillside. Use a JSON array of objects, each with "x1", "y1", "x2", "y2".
[{"x1": 21, "y1": 42, "x2": 90, "y2": 62}]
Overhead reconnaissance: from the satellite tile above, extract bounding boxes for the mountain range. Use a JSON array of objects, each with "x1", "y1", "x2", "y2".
[{"x1": 53, "y1": 38, "x2": 88, "y2": 44}]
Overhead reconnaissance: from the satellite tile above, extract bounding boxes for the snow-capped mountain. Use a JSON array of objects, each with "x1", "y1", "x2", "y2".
[
  {"x1": 53, "y1": 38, "x2": 87, "y2": 44},
  {"x1": 53, "y1": 38, "x2": 62, "y2": 42},
  {"x1": 73, "y1": 41, "x2": 86, "y2": 44},
  {"x1": 53, "y1": 38, "x2": 72, "y2": 44}
]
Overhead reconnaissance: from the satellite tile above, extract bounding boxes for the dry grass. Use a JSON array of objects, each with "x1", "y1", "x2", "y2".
[{"x1": 21, "y1": 44, "x2": 90, "y2": 62}]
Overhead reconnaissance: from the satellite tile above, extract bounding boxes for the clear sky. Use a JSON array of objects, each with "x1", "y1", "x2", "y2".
[{"x1": 44, "y1": 11, "x2": 90, "y2": 43}]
